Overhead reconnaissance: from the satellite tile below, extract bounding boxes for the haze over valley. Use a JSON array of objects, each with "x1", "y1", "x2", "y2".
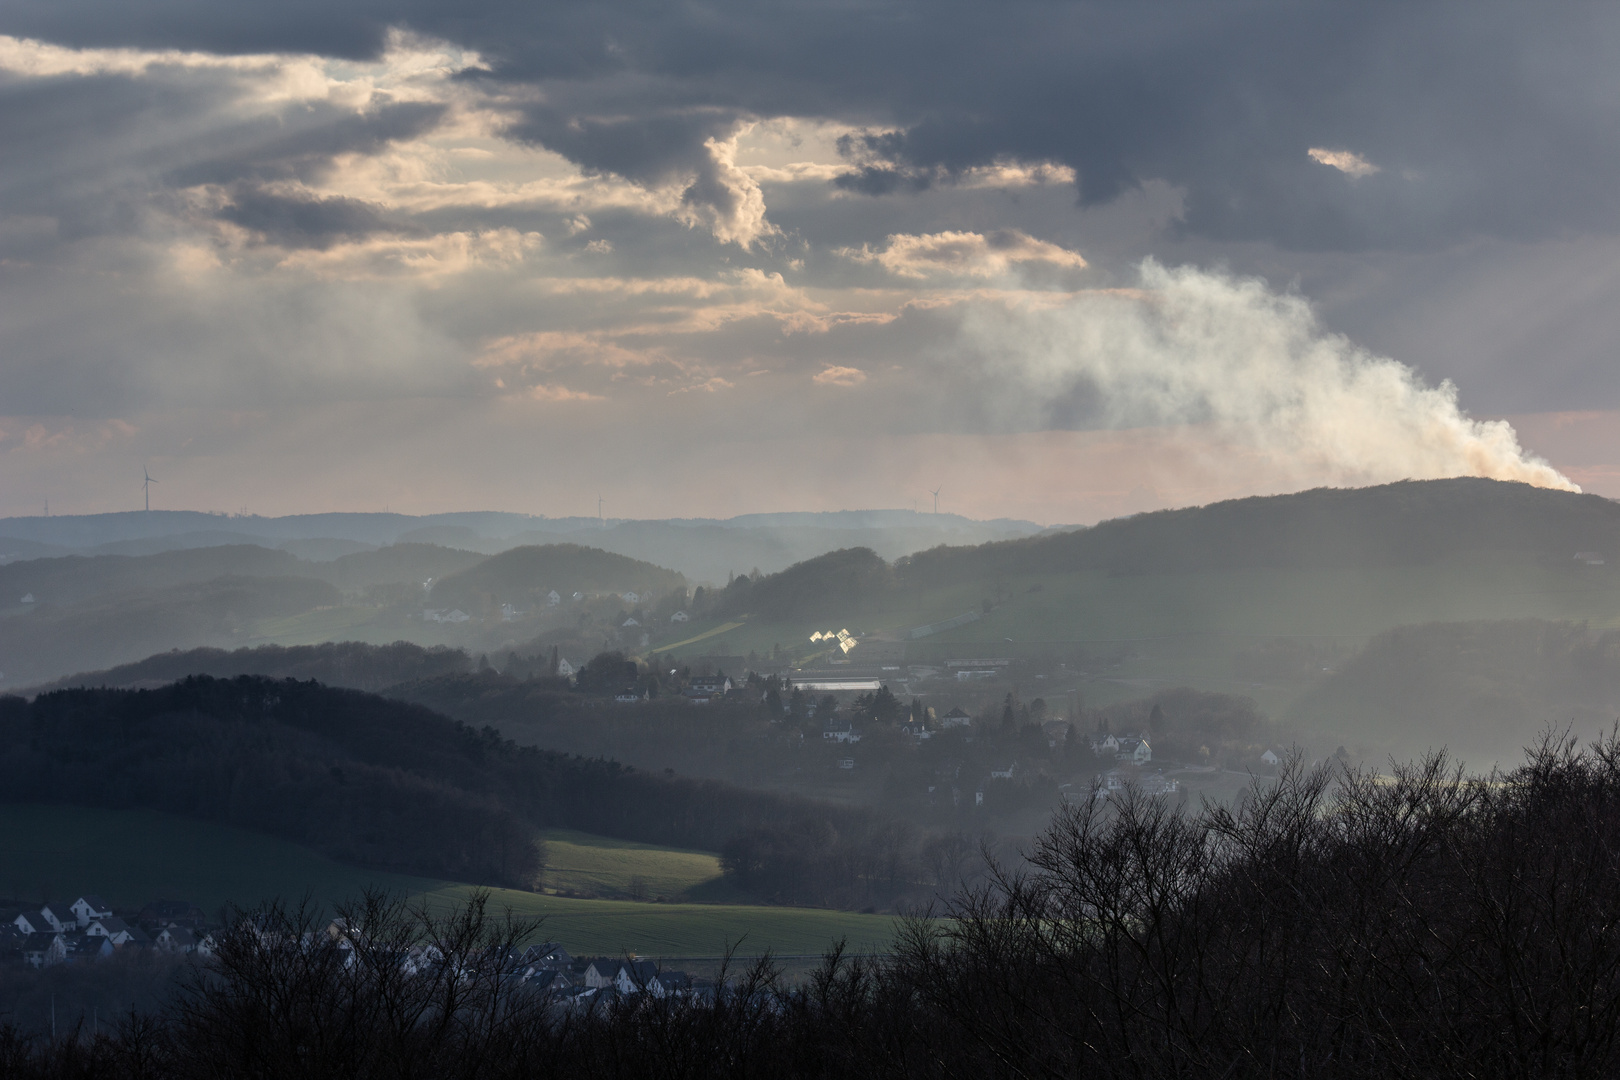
[{"x1": 6, "y1": 1, "x2": 1620, "y2": 1071}]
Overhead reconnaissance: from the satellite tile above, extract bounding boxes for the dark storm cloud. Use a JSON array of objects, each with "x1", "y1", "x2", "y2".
[
  {"x1": 0, "y1": 57, "x2": 446, "y2": 250},
  {"x1": 9, "y1": 0, "x2": 1615, "y2": 252},
  {"x1": 215, "y1": 187, "x2": 401, "y2": 249},
  {"x1": 165, "y1": 101, "x2": 447, "y2": 188}
]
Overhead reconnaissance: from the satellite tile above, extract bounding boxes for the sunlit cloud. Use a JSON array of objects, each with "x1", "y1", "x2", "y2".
[
  {"x1": 813, "y1": 365, "x2": 867, "y2": 387},
  {"x1": 528, "y1": 384, "x2": 604, "y2": 402},
  {"x1": 1307, "y1": 147, "x2": 1381, "y2": 177},
  {"x1": 841, "y1": 230, "x2": 1087, "y2": 278}
]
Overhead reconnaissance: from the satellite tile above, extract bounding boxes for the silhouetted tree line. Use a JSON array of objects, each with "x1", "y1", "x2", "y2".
[
  {"x1": 0, "y1": 676, "x2": 915, "y2": 898},
  {"x1": 14, "y1": 735, "x2": 1620, "y2": 1078},
  {"x1": 27, "y1": 640, "x2": 475, "y2": 696}
]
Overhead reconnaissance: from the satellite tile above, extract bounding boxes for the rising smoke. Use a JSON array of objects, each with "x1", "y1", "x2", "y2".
[{"x1": 969, "y1": 260, "x2": 1577, "y2": 492}]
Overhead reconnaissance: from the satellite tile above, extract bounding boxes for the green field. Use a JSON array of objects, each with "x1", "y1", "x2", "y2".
[
  {"x1": 541, "y1": 828, "x2": 743, "y2": 902},
  {"x1": 0, "y1": 805, "x2": 897, "y2": 956}
]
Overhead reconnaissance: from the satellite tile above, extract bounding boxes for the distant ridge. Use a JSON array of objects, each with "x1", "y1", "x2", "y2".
[
  {"x1": 900, "y1": 478, "x2": 1620, "y2": 581},
  {"x1": 0, "y1": 509, "x2": 1044, "y2": 584},
  {"x1": 706, "y1": 479, "x2": 1620, "y2": 621},
  {"x1": 0, "y1": 508, "x2": 1039, "y2": 549}
]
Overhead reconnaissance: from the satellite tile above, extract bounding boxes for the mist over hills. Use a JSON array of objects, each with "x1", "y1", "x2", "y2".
[
  {"x1": 0, "y1": 508, "x2": 1044, "y2": 583},
  {"x1": 4, "y1": 478, "x2": 1620, "y2": 772},
  {"x1": 1288, "y1": 619, "x2": 1620, "y2": 767}
]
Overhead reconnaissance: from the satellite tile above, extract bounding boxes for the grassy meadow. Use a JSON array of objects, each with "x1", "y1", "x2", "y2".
[{"x1": 0, "y1": 805, "x2": 897, "y2": 957}]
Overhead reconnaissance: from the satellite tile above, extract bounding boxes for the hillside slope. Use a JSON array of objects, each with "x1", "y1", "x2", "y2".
[
  {"x1": 1288, "y1": 619, "x2": 1620, "y2": 765},
  {"x1": 429, "y1": 544, "x2": 685, "y2": 611},
  {"x1": 904, "y1": 479, "x2": 1620, "y2": 582},
  {"x1": 23, "y1": 640, "x2": 474, "y2": 695},
  {"x1": 0, "y1": 676, "x2": 884, "y2": 894}
]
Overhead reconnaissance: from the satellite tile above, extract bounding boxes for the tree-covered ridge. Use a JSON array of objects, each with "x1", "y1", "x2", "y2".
[
  {"x1": 905, "y1": 477, "x2": 1620, "y2": 580},
  {"x1": 25, "y1": 641, "x2": 475, "y2": 696},
  {"x1": 0, "y1": 545, "x2": 302, "y2": 609},
  {"x1": 695, "y1": 479, "x2": 1620, "y2": 621},
  {"x1": 427, "y1": 544, "x2": 686, "y2": 612},
  {"x1": 0, "y1": 676, "x2": 889, "y2": 897}
]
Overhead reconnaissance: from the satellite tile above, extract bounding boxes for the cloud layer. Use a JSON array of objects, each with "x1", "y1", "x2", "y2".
[{"x1": 0, "y1": 5, "x2": 1615, "y2": 520}]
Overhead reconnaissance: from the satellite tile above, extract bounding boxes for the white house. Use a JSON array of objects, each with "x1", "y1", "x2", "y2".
[
  {"x1": 1116, "y1": 737, "x2": 1152, "y2": 765},
  {"x1": 989, "y1": 762, "x2": 1017, "y2": 780},
  {"x1": 669, "y1": 610, "x2": 690, "y2": 623},
  {"x1": 1092, "y1": 733, "x2": 1120, "y2": 754},
  {"x1": 85, "y1": 917, "x2": 141, "y2": 946},
  {"x1": 13, "y1": 911, "x2": 50, "y2": 935},
  {"x1": 18, "y1": 903, "x2": 73, "y2": 934},
  {"x1": 547, "y1": 590, "x2": 562, "y2": 605},
  {"x1": 622, "y1": 592, "x2": 641, "y2": 604},
  {"x1": 622, "y1": 617, "x2": 640, "y2": 627},
  {"x1": 20, "y1": 593, "x2": 34, "y2": 604},
  {"x1": 557, "y1": 658, "x2": 577, "y2": 678},
  {"x1": 583, "y1": 958, "x2": 673, "y2": 996},
  {"x1": 939, "y1": 707, "x2": 973, "y2": 729},
  {"x1": 823, "y1": 723, "x2": 861, "y2": 744},
  {"x1": 1260, "y1": 748, "x2": 1282, "y2": 766},
  {"x1": 21, "y1": 932, "x2": 65, "y2": 968},
  {"x1": 838, "y1": 758, "x2": 856, "y2": 769},
  {"x1": 614, "y1": 688, "x2": 646, "y2": 703},
  {"x1": 71, "y1": 896, "x2": 114, "y2": 928}
]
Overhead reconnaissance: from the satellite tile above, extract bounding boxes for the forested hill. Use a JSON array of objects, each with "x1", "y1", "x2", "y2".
[
  {"x1": 0, "y1": 676, "x2": 870, "y2": 891},
  {"x1": 907, "y1": 478, "x2": 1620, "y2": 580},
  {"x1": 700, "y1": 479, "x2": 1618, "y2": 620},
  {"x1": 23, "y1": 641, "x2": 476, "y2": 696},
  {"x1": 428, "y1": 544, "x2": 685, "y2": 611}
]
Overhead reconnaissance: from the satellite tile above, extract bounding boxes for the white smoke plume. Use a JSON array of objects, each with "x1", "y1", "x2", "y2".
[{"x1": 969, "y1": 260, "x2": 1577, "y2": 492}]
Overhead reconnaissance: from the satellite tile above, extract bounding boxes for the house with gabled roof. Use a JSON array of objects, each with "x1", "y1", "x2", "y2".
[
  {"x1": 1115, "y1": 737, "x2": 1151, "y2": 765},
  {"x1": 524, "y1": 967, "x2": 573, "y2": 992},
  {"x1": 154, "y1": 926, "x2": 198, "y2": 953},
  {"x1": 21, "y1": 932, "x2": 65, "y2": 968},
  {"x1": 71, "y1": 896, "x2": 114, "y2": 928},
  {"x1": 15, "y1": 903, "x2": 72, "y2": 935},
  {"x1": 86, "y1": 917, "x2": 147, "y2": 947},
  {"x1": 520, "y1": 942, "x2": 572, "y2": 969}
]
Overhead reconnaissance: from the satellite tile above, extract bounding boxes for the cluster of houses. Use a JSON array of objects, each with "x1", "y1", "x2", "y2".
[
  {"x1": 500, "y1": 944, "x2": 695, "y2": 1001},
  {"x1": 4, "y1": 897, "x2": 700, "y2": 1002},
  {"x1": 3, "y1": 896, "x2": 209, "y2": 968}
]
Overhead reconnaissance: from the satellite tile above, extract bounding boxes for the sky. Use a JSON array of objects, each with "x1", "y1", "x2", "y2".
[{"x1": 2, "y1": 1, "x2": 1619, "y2": 525}]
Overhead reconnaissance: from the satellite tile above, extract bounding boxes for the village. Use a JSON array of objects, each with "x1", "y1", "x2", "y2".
[{"x1": 2, "y1": 893, "x2": 704, "y2": 1002}]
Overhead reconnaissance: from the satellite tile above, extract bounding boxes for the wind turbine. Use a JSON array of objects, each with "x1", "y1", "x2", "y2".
[
  {"x1": 930, "y1": 486, "x2": 941, "y2": 514},
  {"x1": 597, "y1": 494, "x2": 605, "y2": 527},
  {"x1": 143, "y1": 466, "x2": 158, "y2": 512}
]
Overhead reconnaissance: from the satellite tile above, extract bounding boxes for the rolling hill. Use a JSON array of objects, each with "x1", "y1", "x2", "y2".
[{"x1": 428, "y1": 544, "x2": 686, "y2": 611}]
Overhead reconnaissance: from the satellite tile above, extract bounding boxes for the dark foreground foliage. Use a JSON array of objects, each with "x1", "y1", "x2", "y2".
[{"x1": 12, "y1": 733, "x2": 1620, "y2": 1078}]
